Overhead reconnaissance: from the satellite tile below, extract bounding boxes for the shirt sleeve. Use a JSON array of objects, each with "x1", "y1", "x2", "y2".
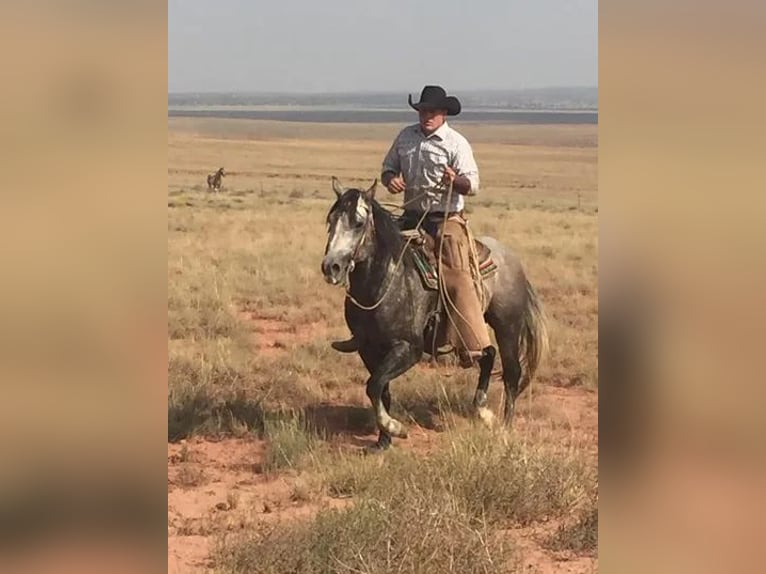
[
  {"x1": 381, "y1": 132, "x2": 402, "y2": 177},
  {"x1": 452, "y1": 135, "x2": 480, "y2": 195}
]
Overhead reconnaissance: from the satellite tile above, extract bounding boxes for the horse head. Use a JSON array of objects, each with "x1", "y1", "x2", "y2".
[{"x1": 321, "y1": 177, "x2": 377, "y2": 285}]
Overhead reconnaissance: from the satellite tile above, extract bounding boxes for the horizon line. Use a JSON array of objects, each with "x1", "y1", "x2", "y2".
[{"x1": 168, "y1": 85, "x2": 598, "y2": 97}]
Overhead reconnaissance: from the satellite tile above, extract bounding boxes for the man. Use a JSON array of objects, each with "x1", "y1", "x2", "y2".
[{"x1": 332, "y1": 85, "x2": 493, "y2": 368}]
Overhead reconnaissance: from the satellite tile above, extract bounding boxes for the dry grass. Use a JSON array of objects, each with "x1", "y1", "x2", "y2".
[
  {"x1": 215, "y1": 428, "x2": 593, "y2": 573},
  {"x1": 547, "y1": 493, "x2": 598, "y2": 555},
  {"x1": 168, "y1": 118, "x2": 598, "y2": 570},
  {"x1": 261, "y1": 415, "x2": 321, "y2": 473},
  {"x1": 321, "y1": 428, "x2": 591, "y2": 526},
  {"x1": 216, "y1": 499, "x2": 516, "y2": 574}
]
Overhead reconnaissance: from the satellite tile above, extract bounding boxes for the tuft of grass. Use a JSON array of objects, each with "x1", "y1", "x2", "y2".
[
  {"x1": 176, "y1": 464, "x2": 208, "y2": 488},
  {"x1": 226, "y1": 491, "x2": 240, "y2": 511},
  {"x1": 177, "y1": 443, "x2": 192, "y2": 462},
  {"x1": 290, "y1": 475, "x2": 323, "y2": 503},
  {"x1": 261, "y1": 415, "x2": 321, "y2": 473},
  {"x1": 323, "y1": 448, "x2": 412, "y2": 499},
  {"x1": 176, "y1": 516, "x2": 214, "y2": 537},
  {"x1": 168, "y1": 376, "x2": 266, "y2": 441},
  {"x1": 547, "y1": 495, "x2": 598, "y2": 555},
  {"x1": 393, "y1": 369, "x2": 474, "y2": 430}
]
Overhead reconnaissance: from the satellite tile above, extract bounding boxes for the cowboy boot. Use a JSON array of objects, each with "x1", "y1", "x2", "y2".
[{"x1": 330, "y1": 337, "x2": 359, "y2": 353}]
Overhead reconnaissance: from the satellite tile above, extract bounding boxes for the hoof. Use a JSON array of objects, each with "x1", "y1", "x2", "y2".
[
  {"x1": 364, "y1": 441, "x2": 390, "y2": 455},
  {"x1": 476, "y1": 406, "x2": 496, "y2": 429},
  {"x1": 383, "y1": 419, "x2": 408, "y2": 439}
]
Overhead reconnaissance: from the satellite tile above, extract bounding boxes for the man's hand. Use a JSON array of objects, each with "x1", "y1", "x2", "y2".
[
  {"x1": 441, "y1": 166, "x2": 457, "y2": 185},
  {"x1": 387, "y1": 175, "x2": 406, "y2": 194},
  {"x1": 442, "y1": 166, "x2": 472, "y2": 195}
]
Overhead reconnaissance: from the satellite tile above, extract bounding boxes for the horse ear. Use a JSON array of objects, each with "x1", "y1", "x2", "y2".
[
  {"x1": 363, "y1": 178, "x2": 378, "y2": 201},
  {"x1": 331, "y1": 176, "x2": 344, "y2": 198}
]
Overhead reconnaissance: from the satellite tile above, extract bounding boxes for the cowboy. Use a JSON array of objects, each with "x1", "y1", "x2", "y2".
[{"x1": 331, "y1": 85, "x2": 494, "y2": 368}]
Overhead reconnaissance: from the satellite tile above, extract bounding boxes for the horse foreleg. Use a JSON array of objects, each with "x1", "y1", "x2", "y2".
[
  {"x1": 474, "y1": 345, "x2": 497, "y2": 427},
  {"x1": 365, "y1": 341, "x2": 419, "y2": 445}
]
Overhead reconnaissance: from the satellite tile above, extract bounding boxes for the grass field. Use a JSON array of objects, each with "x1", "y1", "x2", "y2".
[{"x1": 167, "y1": 117, "x2": 598, "y2": 573}]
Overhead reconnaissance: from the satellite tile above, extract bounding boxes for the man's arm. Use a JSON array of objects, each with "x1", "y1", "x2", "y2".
[
  {"x1": 381, "y1": 134, "x2": 405, "y2": 193},
  {"x1": 447, "y1": 136, "x2": 480, "y2": 196},
  {"x1": 381, "y1": 136, "x2": 400, "y2": 184}
]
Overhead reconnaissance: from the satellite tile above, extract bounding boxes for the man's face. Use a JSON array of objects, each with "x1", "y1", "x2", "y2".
[{"x1": 418, "y1": 108, "x2": 448, "y2": 134}]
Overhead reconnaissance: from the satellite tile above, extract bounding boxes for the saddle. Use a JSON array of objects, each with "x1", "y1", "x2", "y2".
[
  {"x1": 399, "y1": 226, "x2": 497, "y2": 358},
  {"x1": 400, "y1": 228, "x2": 498, "y2": 291}
]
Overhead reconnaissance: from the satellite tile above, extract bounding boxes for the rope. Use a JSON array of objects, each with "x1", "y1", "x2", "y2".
[
  {"x1": 435, "y1": 179, "x2": 488, "y2": 359},
  {"x1": 343, "y1": 207, "x2": 431, "y2": 311},
  {"x1": 377, "y1": 190, "x2": 434, "y2": 212},
  {"x1": 345, "y1": 178, "x2": 489, "y2": 364}
]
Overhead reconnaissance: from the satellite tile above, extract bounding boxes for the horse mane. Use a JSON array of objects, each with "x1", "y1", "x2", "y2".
[
  {"x1": 370, "y1": 198, "x2": 405, "y2": 256},
  {"x1": 326, "y1": 189, "x2": 405, "y2": 258}
]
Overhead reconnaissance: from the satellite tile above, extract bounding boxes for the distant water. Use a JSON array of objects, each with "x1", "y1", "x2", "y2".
[{"x1": 168, "y1": 107, "x2": 597, "y2": 125}]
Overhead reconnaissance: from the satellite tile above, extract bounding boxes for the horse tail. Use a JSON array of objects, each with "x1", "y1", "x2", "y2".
[{"x1": 518, "y1": 278, "x2": 549, "y2": 392}]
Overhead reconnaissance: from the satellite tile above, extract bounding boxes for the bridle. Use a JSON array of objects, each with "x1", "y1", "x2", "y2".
[
  {"x1": 336, "y1": 195, "x2": 427, "y2": 311},
  {"x1": 342, "y1": 198, "x2": 374, "y2": 286}
]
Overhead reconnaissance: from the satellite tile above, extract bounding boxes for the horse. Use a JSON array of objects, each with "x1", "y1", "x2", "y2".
[
  {"x1": 207, "y1": 167, "x2": 225, "y2": 192},
  {"x1": 321, "y1": 178, "x2": 549, "y2": 452}
]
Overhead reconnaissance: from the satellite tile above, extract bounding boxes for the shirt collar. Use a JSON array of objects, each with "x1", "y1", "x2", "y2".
[
  {"x1": 415, "y1": 121, "x2": 450, "y2": 141},
  {"x1": 430, "y1": 121, "x2": 450, "y2": 140}
]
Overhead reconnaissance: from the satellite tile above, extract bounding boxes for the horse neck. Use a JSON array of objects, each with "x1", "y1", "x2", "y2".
[{"x1": 348, "y1": 230, "x2": 397, "y2": 298}]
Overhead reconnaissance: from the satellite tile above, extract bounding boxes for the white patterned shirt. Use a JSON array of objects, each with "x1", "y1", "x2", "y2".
[{"x1": 381, "y1": 121, "x2": 480, "y2": 214}]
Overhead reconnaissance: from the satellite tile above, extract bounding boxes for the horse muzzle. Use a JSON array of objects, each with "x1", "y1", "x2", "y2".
[{"x1": 321, "y1": 256, "x2": 351, "y2": 285}]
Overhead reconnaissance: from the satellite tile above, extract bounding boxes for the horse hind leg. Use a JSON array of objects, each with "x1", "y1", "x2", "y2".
[{"x1": 493, "y1": 326, "x2": 522, "y2": 427}]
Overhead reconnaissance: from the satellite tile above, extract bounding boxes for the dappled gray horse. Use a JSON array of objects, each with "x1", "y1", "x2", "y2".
[{"x1": 321, "y1": 178, "x2": 548, "y2": 452}]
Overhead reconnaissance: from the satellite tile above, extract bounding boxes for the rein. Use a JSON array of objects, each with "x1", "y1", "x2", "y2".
[
  {"x1": 343, "y1": 203, "x2": 430, "y2": 311},
  {"x1": 340, "y1": 176, "x2": 483, "y2": 319}
]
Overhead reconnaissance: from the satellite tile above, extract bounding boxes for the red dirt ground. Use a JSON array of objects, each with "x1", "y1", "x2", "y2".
[{"x1": 168, "y1": 381, "x2": 597, "y2": 573}]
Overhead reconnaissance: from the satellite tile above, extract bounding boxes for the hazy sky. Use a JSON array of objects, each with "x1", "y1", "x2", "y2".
[{"x1": 169, "y1": 0, "x2": 597, "y2": 93}]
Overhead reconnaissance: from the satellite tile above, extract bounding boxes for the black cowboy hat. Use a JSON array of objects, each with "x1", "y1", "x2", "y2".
[{"x1": 408, "y1": 85, "x2": 461, "y2": 116}]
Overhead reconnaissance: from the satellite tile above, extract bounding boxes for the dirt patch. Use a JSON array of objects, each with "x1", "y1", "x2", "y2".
[
  {"x1": 237, "y1": 311, "x2": 328, "y2": 356},
  {"x1": 511, "y1": 523, "x2": 597, "y2": 574},
  {"x1": 168, "y1": 437, "x2": 347, "y2": 573}
]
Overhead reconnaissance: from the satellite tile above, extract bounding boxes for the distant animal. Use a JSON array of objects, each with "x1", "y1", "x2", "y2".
[
  {"x1": 207, "y1": 167, "x2": 225, "y2": 191},
  {"x1": 321, "y1": 178, "x2": 549, "y2": 453}
]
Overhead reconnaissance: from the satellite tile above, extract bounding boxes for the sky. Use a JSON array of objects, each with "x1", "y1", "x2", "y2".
[{"x1": 168, "y1": 0, "x2": 597, "y2": 93}]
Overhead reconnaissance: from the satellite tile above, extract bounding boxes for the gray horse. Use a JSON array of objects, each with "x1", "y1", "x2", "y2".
[{"x1": 321, "y1": 178, "x2": 548, "y2": 452}]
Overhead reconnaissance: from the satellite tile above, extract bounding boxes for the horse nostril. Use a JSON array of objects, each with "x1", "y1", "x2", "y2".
[{"x1": 331, "y1": 263, "x2": 341, "y2": 276}]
